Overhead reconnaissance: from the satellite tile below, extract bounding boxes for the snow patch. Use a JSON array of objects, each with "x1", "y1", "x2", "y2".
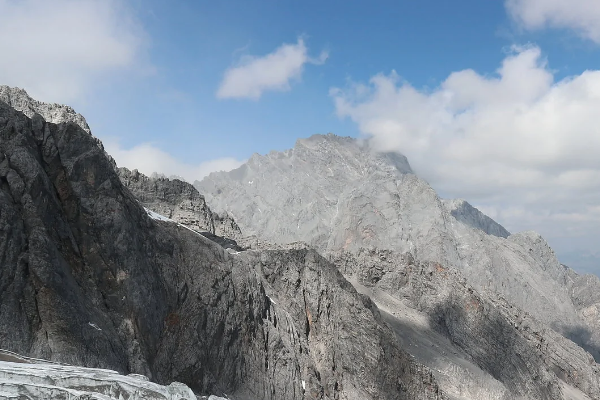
[
  {"x1": 145, "y1": 208, "x2": 173, "y2": 222},
  {"x1": 144, "y1": 207, "x2": 206, "y2": 238},
  {"x1": 88, "y1": 322, "x2": 101, "y2": 331},
  {"x1": 0, "y1": 353, "x2": 197, "y2": 399}
]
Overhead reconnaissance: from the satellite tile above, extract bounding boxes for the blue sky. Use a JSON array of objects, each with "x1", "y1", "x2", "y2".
[
  {"x1": 80, "y1": 0, "x2": 600, "y2": 170},
  {"x1": 1, "y1": 0, "x2": 600, "y2": 274},
  {"x1": 82, "y1": 0, "x2": 598, "y2": 161}
]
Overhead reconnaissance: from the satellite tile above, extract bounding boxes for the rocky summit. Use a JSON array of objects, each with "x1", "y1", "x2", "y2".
[
  {"x1": 0, "y1": 85, "x2": 599, "y2": 400},
  {"x1": 197, "y1": 133, "x2": 600, "y2": 399}
]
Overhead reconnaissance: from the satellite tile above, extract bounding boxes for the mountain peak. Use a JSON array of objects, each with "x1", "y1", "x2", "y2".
[
  {"x1": 197, "y1": 132, "x2": 584, "y2": 337},
  {"x1": 442, "y1": 198, "x2": 510, "y2": 238},
  {"x1": 294, "y1": 133, "x2": 414, "y2": 175},
  {"x1": 0, "y1": 85, "x2": 90, "y2": 133}
]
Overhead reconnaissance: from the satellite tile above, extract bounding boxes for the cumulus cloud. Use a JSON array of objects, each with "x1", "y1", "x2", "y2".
[
  {"x1": 0, "y1": 0, "x2": 148, "y2": 102},
  {"x1": 103, "y1": 139, "x2": 245, "y2": 182},
  {"x1": 331, "y1": 46, "x2": 600, "y2": 266},
  {"x1": 506, "y1": 0, "x2": 600, "y2": 43},
  {"x1": 217, "y1": 38, "x2": 328, "y2": 100}
]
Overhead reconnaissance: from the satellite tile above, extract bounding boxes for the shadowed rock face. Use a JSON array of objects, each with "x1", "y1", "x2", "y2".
[{"x1": 0, "y1": 96, "x2": 446, "y2": 399}]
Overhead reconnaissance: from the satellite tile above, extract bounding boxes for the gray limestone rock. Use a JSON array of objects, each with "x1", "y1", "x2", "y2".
[
  {"x1": 563, "y1": 268, "x2": 600, "y2": 363},
  {"x1": 0, "y1": 94, "x2": 446, "y2": 400},
  {"x1": 195, "y1": 134, "x2": 586, "y2": 341},
  {"x1": 0, "y1": 86, "x2": 90, "y2": 133},
  {"x1": 331, "y1": 249, "x2": 600, "y2": 400},
  {"x1": 0, "y1": 84, "x2": 116, "y2": 171},
  {"x1": 196, "y1": 133, "x2": 600, "y2": 399},
  {"x1": 0, "y1": 351, "x2": 197, "y2": 400},
  {"x1": 118, "y1": 167, "x2": 242, "y2": 239},
  {"x1": 4, "y1": 86, "x2": 599, "y2": 400}
]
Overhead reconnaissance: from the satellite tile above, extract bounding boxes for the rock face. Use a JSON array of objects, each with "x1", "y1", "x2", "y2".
[
  {"x1": 196, "y1": 133, "x2": 417, "y2": 255},
  {"x1": 0, "y1": 85, "x2": 90, "y2": 133},
  {"x1": 565, "y1": 269, "x2": 600, "y2": 363},
  {"x1": 196, "y1": 134, "x2": 585, "y2": 336},
  {"x1": 0, "y1": 92, "x2": 446, "y2": 399},
  {"x1": 197, "y1": 133, "x2": 600, "y2": 399},
  {"x1": 0, "y1": 85, "x2": 116, "y2": 170},
  {"x1": 332, "y1": 249, "x2": 600, "y2": 400},
  {"x1": 118, "y1": 167, "x2": 242, "y2": 239}
]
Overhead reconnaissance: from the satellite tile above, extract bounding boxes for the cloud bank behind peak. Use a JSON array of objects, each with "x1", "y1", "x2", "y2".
[{"x1": 331, "y1": 45, "x2": 600, "y2": 259}]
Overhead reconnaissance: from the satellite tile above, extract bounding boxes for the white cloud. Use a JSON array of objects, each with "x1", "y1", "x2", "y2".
[
  {"x1": 0, "y1": 0, "x2": 148, "y2": 102},
  {"x1": 331, "y1": 46, "x2": 600, "y2": 267},
  {"x1": 103, "y1": 139, "x2": 245, "y2": 182},
  {"x1": 506, "y1": 0, "x2": 600, "y2": 43},
  {"x1": 217, "y1": 38, "x2": 328, "y2": 100}
]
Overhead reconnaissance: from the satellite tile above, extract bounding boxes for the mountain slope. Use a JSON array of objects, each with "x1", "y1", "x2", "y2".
[
  {"x1": 0, "y1": 90, "x2": 446, "y2": 399},
  {"x1": 333, "y1": 249, "x2": 600, "y2": 400},
  {"x1": 196, "y1": 134, "x2": 584, "y2": 336}
]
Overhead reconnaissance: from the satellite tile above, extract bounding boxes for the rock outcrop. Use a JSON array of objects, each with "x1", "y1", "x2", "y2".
[
  {"x1": 0, "y1": 84, "x2": 115, "y2": 170},
  {"x1": 0, "y1": 91, "x2": 446, "y2": 399},
  {"x1": 118, "y1": 167, "x2": 242, "y2": 239},
  {"x1": 442, "y1": 199, "x2": 510, "y2": 238},
  {"x1": 0, "y1": 85, "x2": 90, "y2": 133}
]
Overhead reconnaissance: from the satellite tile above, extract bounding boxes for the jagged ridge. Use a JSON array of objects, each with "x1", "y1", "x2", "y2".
[{"x1": 0, "y1": 89, "x2": 446, "y2": 399}]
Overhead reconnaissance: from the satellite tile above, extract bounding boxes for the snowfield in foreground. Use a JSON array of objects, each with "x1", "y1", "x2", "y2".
[{"x1": 0, "y1": 350, "x2": 205, "y2": 400}]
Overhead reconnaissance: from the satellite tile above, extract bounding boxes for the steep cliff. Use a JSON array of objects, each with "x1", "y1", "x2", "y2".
[{"x1": 0, "y1": 91, "x2": 446, "y2": 399}]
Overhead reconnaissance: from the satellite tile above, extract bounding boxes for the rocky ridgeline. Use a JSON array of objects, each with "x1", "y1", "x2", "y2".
[
  {"x1": 118, "y1": 167, "x2": 242, "y2": 240},
  {"x1": 442, "y1": 198, "x2": 510, "y2": 238},
  {"x1": 0, "y1": 86, "x2": 90, "y2": 133},
  {"x1": 196, "y1": 133, "x2": 594, "y2": 356},
  {"x1": 0, "y1": 85, "x2": 117, "y2": 171},
  {"x1": 0, "y1": 90, "x2": 446, "y2": 399}
]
